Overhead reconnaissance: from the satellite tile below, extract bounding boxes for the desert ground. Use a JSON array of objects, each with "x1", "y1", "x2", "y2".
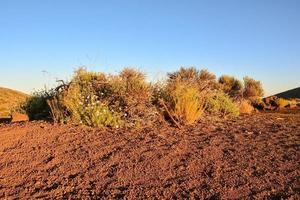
[
  {"x1": 0, "y1": 111, "x2": 299, "y2": 199},
  {"x1": 0, "y1": 87, "x2": 28, "y2": 118}
]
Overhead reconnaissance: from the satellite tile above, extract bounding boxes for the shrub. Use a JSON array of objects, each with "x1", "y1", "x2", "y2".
[
  {"x1": 238, "y1": 100, "x2": 254, "y2": 114},
  {"x1": 161, "y1": 81, "x2": 206, "y2": 126},
  {"x1": 48, "y1": 67, "x2": 157, "y2": 128},
  {"x1": 168, "y1": 67, "x2": 200, "y2": 84},
  {"x1": 218, "y1": 75, "x2": 243, "y2": 99},
  {"x1": 198, "y1": 69, "x2": 219, "y2": 90},
  {"x1": 17, "y1": 89, "x2": 54, "y2": 120},
  {"x1": 243, "y1": 76, "x2": 264, "y2": 99},
  {"x1": 205, "y1": 92, "x2": 239, "y2": 117},
  {"x1": 167, "y1": 67, "x2": 217, "y2": 91},
  {"x1": 48, "y1": 68, "x2": 124, "y2": 127},
  {"x1": 99, "y1": 68, "x2": 158, "y2": 127}
]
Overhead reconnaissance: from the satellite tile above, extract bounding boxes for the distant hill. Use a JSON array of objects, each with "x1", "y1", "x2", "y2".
[
  {"x1": 0, "y1": 87, "x2": 28, "y2": 117},
  {"x1": 274, "y1": 87, "x2": 300, "y2": 99}
]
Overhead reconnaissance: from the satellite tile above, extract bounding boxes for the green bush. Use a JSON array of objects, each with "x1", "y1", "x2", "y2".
[
  {"x1": 48, "y1": 67, "x2": 157, "y2": 128},
  {"x1": 48, "y1": 68, "x2": 124, "y2": 128},
  {"x1": 205, "y1": 92, "x2": 239, "y2": 117},
  {"x1": 18, "y1": 90, "x2": 53, "y2": 120}
]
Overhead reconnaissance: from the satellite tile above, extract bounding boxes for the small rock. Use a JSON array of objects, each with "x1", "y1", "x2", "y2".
[{"x1": 10, "y1": 112, "x2": 29, "y2": 123}]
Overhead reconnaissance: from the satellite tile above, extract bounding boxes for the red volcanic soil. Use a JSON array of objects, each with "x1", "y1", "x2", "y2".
[{"x1": 0, "y1": 113, "x2": 299, "y2": 199}]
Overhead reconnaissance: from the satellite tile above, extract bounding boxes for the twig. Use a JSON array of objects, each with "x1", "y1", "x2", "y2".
[{"x1": 160, "y1": 100, "x2": 182, "y2": 129}]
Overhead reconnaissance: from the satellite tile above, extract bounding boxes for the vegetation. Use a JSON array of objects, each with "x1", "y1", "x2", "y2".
[
  {"x1": 238, "y1": 100, "x2": 254, "y2": 114},
  {"x1": 243, "y1": 76, "x2": 264, "y2": 99},
  {"x1": 160, "y1": 81, "x2": 206, "y2": 127},
  {"x1": 167, "y1": 67, "x2": 218, "y2": 91},
  {"x1": 218, "y1": 75, "x2": 243, "y2": 99},
  {"x1": 205, "y1": 92, "x2": 240, "y2": 117},
  {"x1": 17, "y1": 89, "x2": 54, "y2": 120},
  {"x1": 45, "y1": 68, "x2": 159, "y2": 128},
  {"x1": 10, "y1": 67, "x2": 270, "y2": 128}
]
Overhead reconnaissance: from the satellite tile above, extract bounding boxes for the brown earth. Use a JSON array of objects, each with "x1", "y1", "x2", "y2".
[
  {"x1": 10, "y1": 112, "x2": 29, "y2": 123},
  {"x1": 0, "y1": 112, "x2": 299, "y2": 199},
  {"x1": 0, "y1": 87, "x2": 28, "y2": 118}
]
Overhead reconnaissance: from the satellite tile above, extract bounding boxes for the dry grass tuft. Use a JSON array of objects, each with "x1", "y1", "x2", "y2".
[
  {"x1": 163, "y1": 81, "x2": 206, "y2": 126},
  {"x1": 239, "y1": 100, "x2": 254, "y2": 114}
]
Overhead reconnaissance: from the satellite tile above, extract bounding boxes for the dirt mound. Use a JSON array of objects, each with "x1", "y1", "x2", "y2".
[
  {"x1": 0, "y1": 113, "x2": 299, "y2": 199},
  {"x1": 0, "y1": 87, "x2": 28, "y2": 117}
]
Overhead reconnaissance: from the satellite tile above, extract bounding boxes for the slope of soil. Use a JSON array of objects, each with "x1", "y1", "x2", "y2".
[
  {"x1": 0, "y1": 87, "x2": 28, "y2": 117},
  {"x1": 0, "y1": 113, "x2": 299, "y2": 199},
  {"x1": 274, "y1": 87, "x2": 300, "y2": 99}
]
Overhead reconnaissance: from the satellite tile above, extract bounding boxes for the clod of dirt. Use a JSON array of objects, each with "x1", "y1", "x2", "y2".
[{"x1": 10, "y1": 112, "x2": 29, "y2": 123}]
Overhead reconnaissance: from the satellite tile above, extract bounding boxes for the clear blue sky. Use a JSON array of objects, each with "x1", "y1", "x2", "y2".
[{"x1": 0, "y1": 0, "x2": 299, "y2": 96}]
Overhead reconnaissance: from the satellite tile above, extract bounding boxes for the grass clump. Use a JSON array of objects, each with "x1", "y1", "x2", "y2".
[
  {"x1": 158, "y1": 67, "x2": 213, "y2": 127},
  {"x1": 161, "y1": 81, "x2": 206, "y2": 126},
  {"x1": 238, "y1": 100, "x2": 254, "y2": 114}
]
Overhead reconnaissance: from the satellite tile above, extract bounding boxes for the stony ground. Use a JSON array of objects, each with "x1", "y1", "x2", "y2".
[{"x1": 0, "y1": 112, "x2": 299, "y2": 199}]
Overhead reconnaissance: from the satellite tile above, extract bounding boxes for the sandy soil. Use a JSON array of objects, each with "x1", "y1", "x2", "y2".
[{"x1": 0, "y1": 112, "x2": 299, "y2": 199}]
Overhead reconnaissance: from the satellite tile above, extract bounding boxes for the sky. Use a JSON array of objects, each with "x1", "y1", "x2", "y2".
[{"x1": 0, "y1": 0, "x2": 299, "y2": 96}]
